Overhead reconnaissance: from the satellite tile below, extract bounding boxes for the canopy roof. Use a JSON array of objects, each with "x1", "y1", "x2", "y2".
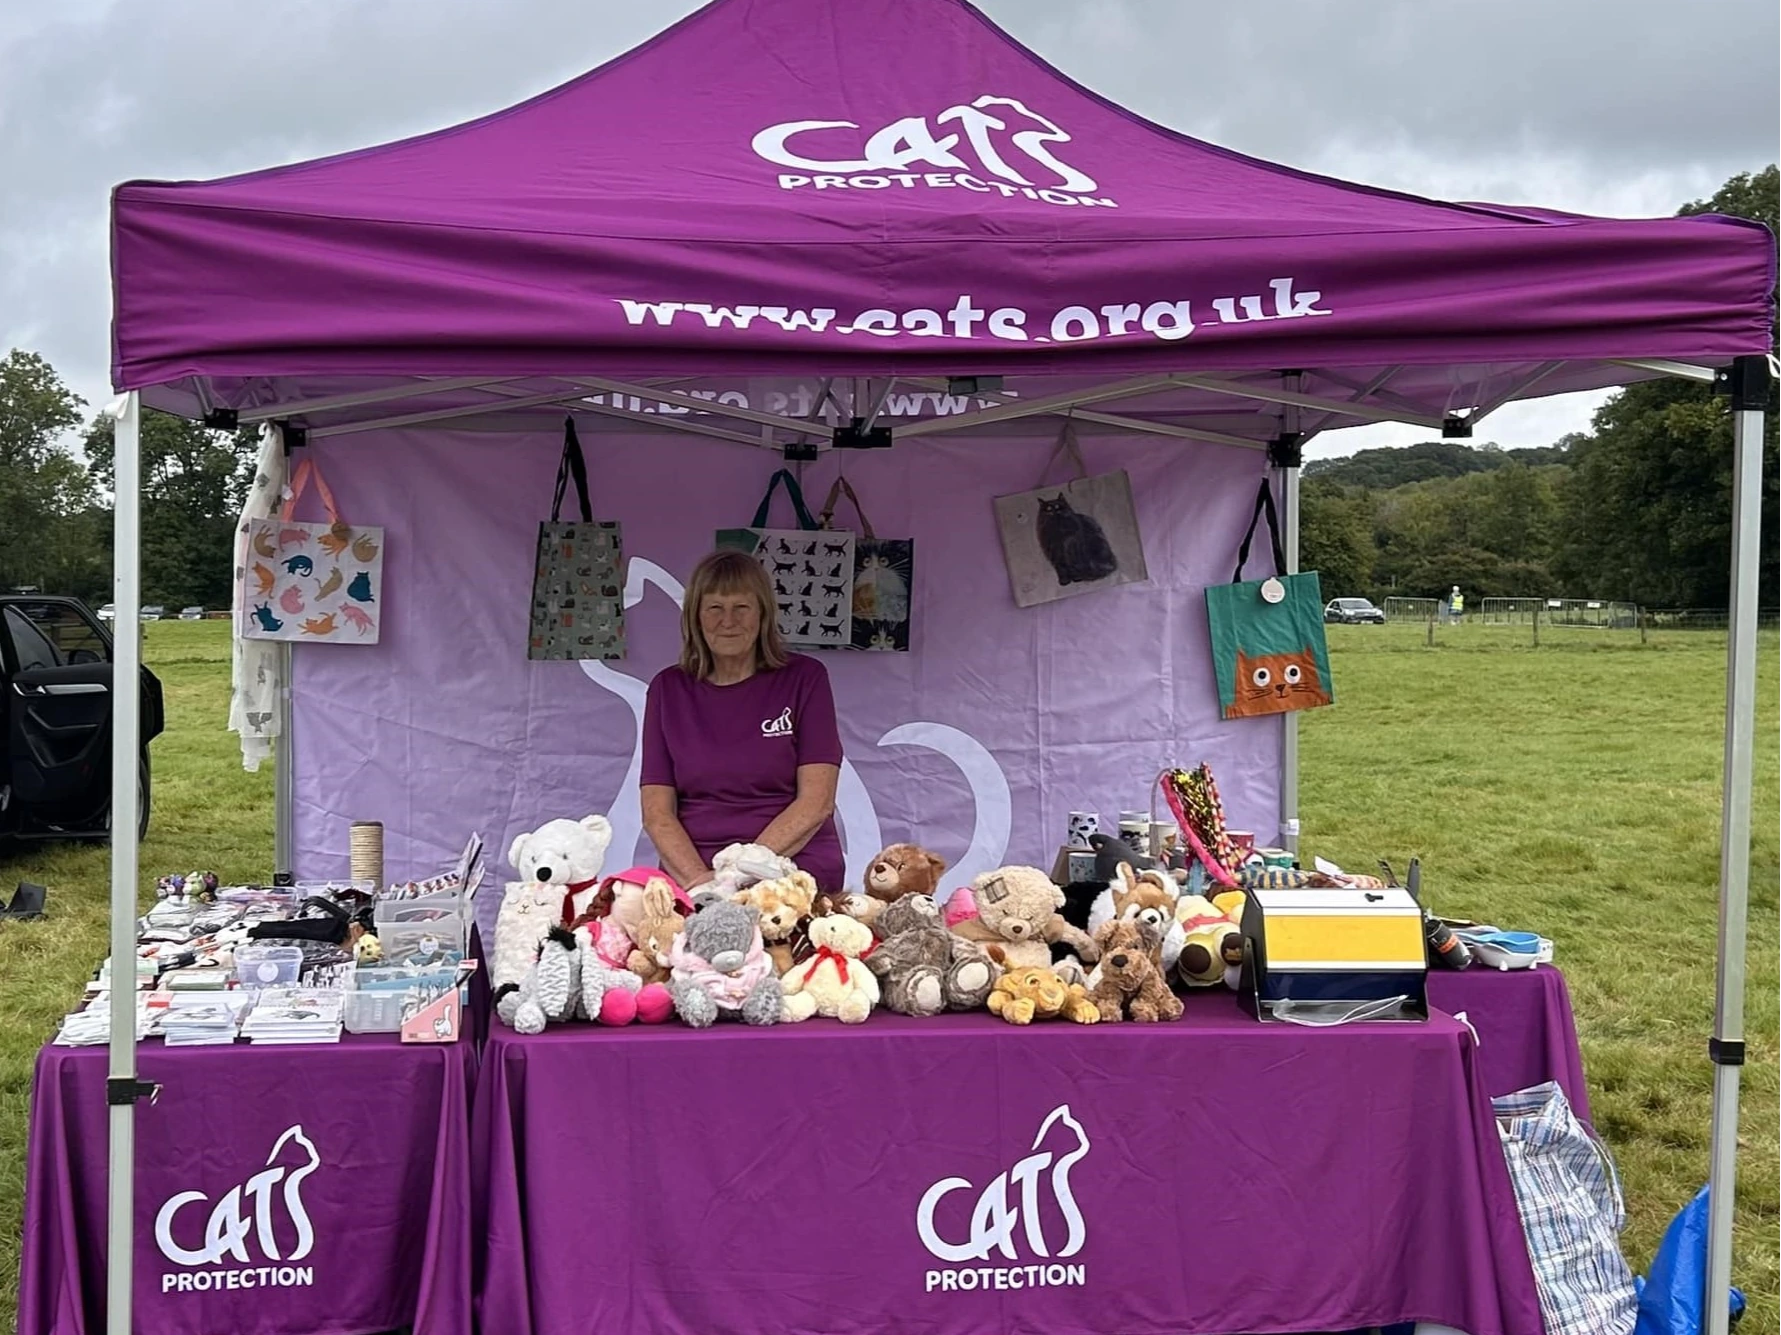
[{"x1": 110, "y1": 0, "x2": 1775, "y2": 446}]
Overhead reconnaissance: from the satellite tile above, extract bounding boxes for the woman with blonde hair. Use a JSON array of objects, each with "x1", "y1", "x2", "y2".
[{"x1": 640, "y1": 549, "x2": 843, "y2": 892}]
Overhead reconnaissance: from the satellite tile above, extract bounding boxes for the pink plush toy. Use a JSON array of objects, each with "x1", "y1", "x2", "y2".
[{"x1": 573, "y1": 868, "x2": 693, "y2": 1026}]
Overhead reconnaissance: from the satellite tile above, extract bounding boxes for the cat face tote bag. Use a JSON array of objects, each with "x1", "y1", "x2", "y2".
[
  {"x1": 1204, "y1": 479, "x2": 1333, "y2": 719},
  {"x1": 819, "y1": 476, "x2": 913, "y2": 652},
  {"x1": 993, "y1": 419, "x2": 1147, "y2": 608},
  {"x1": 716, "y1": 469, "x2": 853, "y2": 648},
  {"x1": 240, "y1": 459, "x2": 383, "y2": 644},
  {"x1": 529, "y1": 417, "x2": 625, "y2": 661}
]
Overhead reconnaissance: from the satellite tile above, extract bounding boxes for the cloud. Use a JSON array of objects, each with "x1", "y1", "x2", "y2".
[{"x1": 1, "y1": 0, "x2": 1772, "y2": 454}]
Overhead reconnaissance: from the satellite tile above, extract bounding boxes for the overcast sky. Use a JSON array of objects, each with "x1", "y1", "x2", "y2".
[{"x1": 2, "y1": 0, "x2": 1775, "y2": 460}]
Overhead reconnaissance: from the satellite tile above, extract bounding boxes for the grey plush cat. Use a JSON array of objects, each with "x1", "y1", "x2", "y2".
[{"x1": 866, "y1": 894, "x2": 1002, "y2": 1016}]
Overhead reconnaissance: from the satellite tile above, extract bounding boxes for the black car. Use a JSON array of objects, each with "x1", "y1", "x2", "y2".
[
  {"x1": 1, "y1": 595, "x2": 163, "y2": 841},
  {"x1": 1323, "y1": 597, "x2": 1387, "y2": 625}
]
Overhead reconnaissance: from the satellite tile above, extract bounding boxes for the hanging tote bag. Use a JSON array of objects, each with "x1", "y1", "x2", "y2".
[
  {"x1": 240, "y1": 458, "x2": 383, "y2": 644},
  {"x1": 528, "y1": 417, "x2": 625, "y2": 661},
  {"x1": 819, "y1": 476, "x2": 913, "y2": 652},
  {"x1": 1492, "y1": 1082, "x2": 1638, "y2": 1335},
  {"x1": 716, "y1": 469, "x2": 852, "y2": 648},
  {"x1": 993, "y1": 418, "x2": 1147, "y2": 608},
  {"x1": 1203, "y1": 480, "x2": 1333, "y2": 719}
]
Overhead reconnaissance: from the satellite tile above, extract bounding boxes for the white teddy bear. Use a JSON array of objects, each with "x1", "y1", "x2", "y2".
[{"x1": 492, "y1": 815, "x2": 613, "y2": 997}]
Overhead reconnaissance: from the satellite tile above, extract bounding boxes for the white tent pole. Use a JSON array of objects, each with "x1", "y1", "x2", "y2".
[
  {"x1": 105, "y1": 389, "x2": 146, "y2": 1335},
  {"x1": 274, "y1": 642, "x2": 294, "y2": 874},
  {"x1": 1276, "y1": 376, "x2": 1303, "y2": 856},
  {"x1": 1705, "y1": 355, "x2": 1765, "y2": 1335}
]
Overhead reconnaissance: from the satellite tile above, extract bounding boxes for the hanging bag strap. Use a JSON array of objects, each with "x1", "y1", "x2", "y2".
[
  {"x1": 818, "y1": 477, "x2": 876, "y2": 538},
  {"x1": 550, "y1": 416, "x2": 593, "y2": 523},
  {"x1": 751, "y1": 468, "x2": 819, "y2": 531},
  {"x1": 1035, "y1": 416, "x2": 1091, "y2": 489},
  {"x1": 1232, "y1": 478, "x2": 1287, "y2": 583},
  {"x1": 282, "y1": 458, "x2": 342, "y2": 526}
]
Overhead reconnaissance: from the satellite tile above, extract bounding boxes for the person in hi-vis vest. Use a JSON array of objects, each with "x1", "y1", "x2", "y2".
[{"x1": 1448, "y1": 586, "x2": 1464, "y2": 622}]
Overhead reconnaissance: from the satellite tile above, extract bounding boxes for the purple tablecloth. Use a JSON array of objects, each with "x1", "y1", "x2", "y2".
[
  {"x1": 19, "y1": 1033, "x2": 474, "y2": 1335},
  {"x1": 1429, "y1": 965, "x2": 1591, "y2": 1119},
  {"x1": 472, "y1": 995, "x2": 1544, "y2": 1335}
]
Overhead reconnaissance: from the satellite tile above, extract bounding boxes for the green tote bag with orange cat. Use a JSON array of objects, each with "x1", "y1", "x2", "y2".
[{"x1": 1205, "y1": 480, "x2": 1334, "y2": 720}]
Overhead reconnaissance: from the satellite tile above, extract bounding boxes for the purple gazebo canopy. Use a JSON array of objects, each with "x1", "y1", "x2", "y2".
[{"x1": 110, "y1": 0, "x2": 1774, "y2": 441}]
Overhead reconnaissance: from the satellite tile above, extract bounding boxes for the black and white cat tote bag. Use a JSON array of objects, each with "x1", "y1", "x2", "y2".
[{"x1": 993, "y1": 419, "x2": 1148, "y2": 608}]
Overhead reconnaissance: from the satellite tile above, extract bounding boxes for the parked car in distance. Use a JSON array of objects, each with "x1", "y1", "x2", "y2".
[
  {"x1": 96, "y1": 603, "x2": 116, "y2": 621},
  {"x1": 1324, "y1": 597, "x2": 1386, "y2": 624},
  {"x1": 179, "y1": 606, "x2": 205, "y2": 621},
  {"x1": 0, "y1": 594, "x2": 164, "y2": 841},
  {"x1": 139, "y1": 606, "x2": 165, "y2": 621}
]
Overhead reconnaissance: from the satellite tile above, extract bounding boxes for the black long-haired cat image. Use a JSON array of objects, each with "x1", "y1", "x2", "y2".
[{"x1": 1035, "y1": 494, "x2": 1119, "y2": 586}]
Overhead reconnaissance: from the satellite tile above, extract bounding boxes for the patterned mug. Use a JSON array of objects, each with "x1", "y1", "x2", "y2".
[{"x1": 1066, "y1": 811, "x2": 1100, "y2": 847}]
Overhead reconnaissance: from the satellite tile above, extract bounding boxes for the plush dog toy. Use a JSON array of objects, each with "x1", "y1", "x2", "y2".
[
  {"x1": 987, "y1": 965, "x2": 1101, "y2": 1026},
  {"x1": 1087, "y1": 864, "x2": 1184, "y2": 973},
  {"x1": 781, "y1": 900, "x2": 880, "y2": 1023},
  {"x1": 493, "y1": 815, "x2": 613, "y2": 994},
  {"x1": 669, "y1": 901, "x2": 784, "y2": 1027},
  {"x1": 843, "y1": 843, "x2": 946, "y2": 928},
  {"x1": 948, "y1": 866, "x2": 1100, "y2": 976},
  {"x1": 1088, "y1": 920, "x2": 1183, "y2": 1023},
  {"x1": 733, "y1": 869, "x2": 820, "y2": 974},
  {"x1": 866, "y1": 893, "x2": 1002, "y2": 1016}
]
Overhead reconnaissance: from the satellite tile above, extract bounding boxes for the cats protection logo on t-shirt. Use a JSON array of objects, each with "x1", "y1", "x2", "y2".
[
  {"x1": 751, "y1": 96, "x2": 1117, "y2": 208},
  {"x1": 761, "y1": 707, "x2": 795, "y2": 738},
  {"x1": 916, "y1": 1104, "x2": 1090, "y2": 1294}
]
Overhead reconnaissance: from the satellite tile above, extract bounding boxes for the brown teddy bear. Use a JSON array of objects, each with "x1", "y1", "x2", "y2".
[
  {"x1": 987, "y1": 965, "x2": 1101, "y2": 1025},
  {"x1": 866, "y1": 894, "x2": 1003, "y2": 1016},
  {"x1": 733, "y1": 869, "x2": 819, "y2": 974},
  {"x1": 844, "y1": 843, "x2": 946, "y2": 929},
  {"x1": 1088, "y1": 920, "x2": 1184, "y2": 1023},
  {"x1": 947, "y1": 865, "x2": 1100, "y2": 974}
]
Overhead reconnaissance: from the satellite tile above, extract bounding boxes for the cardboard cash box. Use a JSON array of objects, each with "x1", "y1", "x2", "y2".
[{"x1": 1238, "y1": 887, "x2": 1429, "y2": 1021}]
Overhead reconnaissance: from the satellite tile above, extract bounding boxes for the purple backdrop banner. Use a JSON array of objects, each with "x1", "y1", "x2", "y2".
[{"x1": 290, "y1": 428, "x2": 1279, "y2": 920}]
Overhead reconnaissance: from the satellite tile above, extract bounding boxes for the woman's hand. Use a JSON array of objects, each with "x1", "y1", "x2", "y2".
[
  {"x1": 754, "y1": 764, "x2": 840, "y2": 861},
  {"x1": 642, "y1": 784, "x2": 714, "y2": 892}
]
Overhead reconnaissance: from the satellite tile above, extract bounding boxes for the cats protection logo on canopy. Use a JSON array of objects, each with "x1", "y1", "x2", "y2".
[
  {"x1": 752, "y1": 97, "x2": 1118, "y2": 208},
  {"x1": 916, "y1": 1104, "x2": 1091, "y2": 1293}
]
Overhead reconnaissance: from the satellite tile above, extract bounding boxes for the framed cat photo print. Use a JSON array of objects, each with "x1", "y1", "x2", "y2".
[{"x1": 994, "y1": 462, "x2": 1149, "y2": 608}]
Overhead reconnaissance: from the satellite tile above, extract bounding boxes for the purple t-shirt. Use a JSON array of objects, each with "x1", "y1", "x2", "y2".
[{"x1": 640, "y1": 654, "x2": 845, "y2": 891}]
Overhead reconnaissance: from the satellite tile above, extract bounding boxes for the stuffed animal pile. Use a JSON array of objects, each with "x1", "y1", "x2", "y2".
[{"x1": 492, "y1": 823, "x2": 1247, "y2": 1033}]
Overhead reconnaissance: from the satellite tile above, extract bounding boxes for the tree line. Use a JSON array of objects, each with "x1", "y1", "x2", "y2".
[
  {"x1": 1, "y1": 166, "x2": 1773, "y2": 617},
  {"x1": 1302, "y1": 167, "x2": 1777, "y2": 612}
]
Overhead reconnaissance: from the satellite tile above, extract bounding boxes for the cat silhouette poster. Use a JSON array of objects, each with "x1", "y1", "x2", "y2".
[{"x1": 993, "y1": 470, "x2": 1148, "y2": 607}]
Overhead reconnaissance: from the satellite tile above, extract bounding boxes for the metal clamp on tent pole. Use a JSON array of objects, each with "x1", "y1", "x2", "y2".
[
  {"x1": 833, "y1": 417, "x2": 892, "y2": 449},
  {"x1": 276, "y1": 422, "x2": 308, "y2": 456},
  {"x1": 1715, "y1": 354, "x2": 1770, "y2": 410},
  {"x1": 1266, "y1": 433, "x2": 1303, "y2": 469},
  {"x1": 1441, "y1": 413, "x2": 1473, "y2": 438},
  {"x1": 782, "y1": 440, "x2": 819, "y2": 461},
  {"x1": 106, "y1": 1078, "x2": 161, "y2": 1106},
  {"x1": 201, "y1": 406, "x2": 239, "y2": 430},
  {"x1": 1709, "y1": 1038, "x2": 1746, "y2": 1066}
]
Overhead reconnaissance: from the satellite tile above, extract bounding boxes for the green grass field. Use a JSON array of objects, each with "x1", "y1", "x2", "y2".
[{"x1": 1, "y1": 619, "x2": 1775, "y2": 1333}]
